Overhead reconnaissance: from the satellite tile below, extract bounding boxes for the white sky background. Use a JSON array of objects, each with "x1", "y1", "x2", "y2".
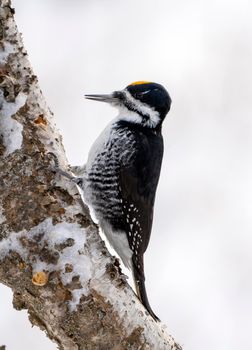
[{"x1": 1, "y1": 0, "x2": 251, "y2": 349}]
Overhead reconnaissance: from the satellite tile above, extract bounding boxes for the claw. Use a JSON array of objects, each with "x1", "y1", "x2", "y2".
[{"x1": 47, "y1": 152, "x2": 83, "y2": 187}]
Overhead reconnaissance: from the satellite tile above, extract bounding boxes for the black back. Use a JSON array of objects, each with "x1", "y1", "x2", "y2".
[{"x1": 116, "y1": 121, "x2": 163, "y2": 277}]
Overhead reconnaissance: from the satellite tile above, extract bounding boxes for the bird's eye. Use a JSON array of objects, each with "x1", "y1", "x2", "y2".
[
  {"x1": 134, "y1": 90, "x2": 151, "y2": 100},
  {"x1": 134, "y1": 90, "x2": 150, "y2": 101},
  {"x1": 135, "y1": 93, "x2": 142, "y2": 99},
  {"x1": 141, "y1": 90, "x2": 151, "y2": 95}
]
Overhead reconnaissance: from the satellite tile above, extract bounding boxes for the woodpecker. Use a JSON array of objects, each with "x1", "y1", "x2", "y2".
[{"x1": 69, "y1": 81, "x2": 171, "y2": 320}]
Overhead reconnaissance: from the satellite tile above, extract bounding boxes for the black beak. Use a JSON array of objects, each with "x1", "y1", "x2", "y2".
[{"x1": 85, "y1": 93, "x2": 120, "y2": 103}]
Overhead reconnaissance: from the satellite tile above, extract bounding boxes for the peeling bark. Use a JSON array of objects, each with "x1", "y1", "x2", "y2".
[{"x1": 0, "y1": 1, "x2": 182, "y2": 349}]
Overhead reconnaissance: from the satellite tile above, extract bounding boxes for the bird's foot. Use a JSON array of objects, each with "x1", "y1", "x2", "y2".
[{"x1": 47, "y1": 152, "x2": 83, "y2": 187}]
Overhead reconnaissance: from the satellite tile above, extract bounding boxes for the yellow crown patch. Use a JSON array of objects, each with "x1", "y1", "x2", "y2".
[{"x1": 129, "y1": 81, "x2": 151, "y2": 86}]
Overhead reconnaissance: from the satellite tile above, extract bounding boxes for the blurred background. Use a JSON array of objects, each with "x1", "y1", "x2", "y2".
[{"x1": 1, "y1": 0, "x2": 251, "y2": 349}]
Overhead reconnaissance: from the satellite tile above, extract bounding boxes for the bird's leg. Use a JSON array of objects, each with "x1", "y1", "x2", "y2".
[
  {"x1": 47, "y1": 152, "x2": 84, "y2": 187},
  {"x1": 70, "y1": 165, "x2": 86, "y2": 177}
]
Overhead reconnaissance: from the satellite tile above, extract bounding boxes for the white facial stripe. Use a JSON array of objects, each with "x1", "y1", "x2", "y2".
[
  {"x1": 141, "y1": 90, "x2": 151, "y2": 95},
  {"x1": 121, "y1": 90, "x2": 160, "y2": 128}
]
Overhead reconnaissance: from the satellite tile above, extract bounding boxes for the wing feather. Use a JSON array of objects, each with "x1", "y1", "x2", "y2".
[{"x1": 119, "y1": 128, "x2": 163, "y2": 275}]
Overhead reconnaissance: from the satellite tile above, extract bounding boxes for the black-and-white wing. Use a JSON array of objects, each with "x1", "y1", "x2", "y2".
[{"x1": 119, "y1": 126, "x2": 163, "y2": 320}]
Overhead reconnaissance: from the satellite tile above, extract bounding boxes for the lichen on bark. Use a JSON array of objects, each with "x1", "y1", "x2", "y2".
[{"x1": 0, "y1": 1, "x2": 182, "y2": 349}]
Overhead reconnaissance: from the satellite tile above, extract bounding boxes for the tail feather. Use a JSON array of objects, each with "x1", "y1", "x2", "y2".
[{"x1": 133, "y1": 266, "x2": 160, "y2": 321}]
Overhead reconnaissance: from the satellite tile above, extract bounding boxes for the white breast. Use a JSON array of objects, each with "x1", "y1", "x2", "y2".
[{"x1": 85, "y1": 119, "x2": 115, "y2": 173}]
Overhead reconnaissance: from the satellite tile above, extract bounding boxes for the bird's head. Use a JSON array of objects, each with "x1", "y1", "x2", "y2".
[{"x1": 85, "y1": 81, "x2": 172, "y2": 129}]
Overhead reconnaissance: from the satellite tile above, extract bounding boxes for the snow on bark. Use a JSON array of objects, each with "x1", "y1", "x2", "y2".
[
  {"x1": 0, "y1": 1, "x2": 182, "y2": 349},
  {"x1": 0, "y1": 41, "x2": 15, "y2": 63},
  {"x1": 0, "y1": 91, "x2": 26, "y2": 155}
]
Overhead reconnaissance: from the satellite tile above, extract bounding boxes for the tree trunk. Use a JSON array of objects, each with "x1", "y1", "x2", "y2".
[{"x1": 0, "y1": 1, "x2": 182, "y2": 349}]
